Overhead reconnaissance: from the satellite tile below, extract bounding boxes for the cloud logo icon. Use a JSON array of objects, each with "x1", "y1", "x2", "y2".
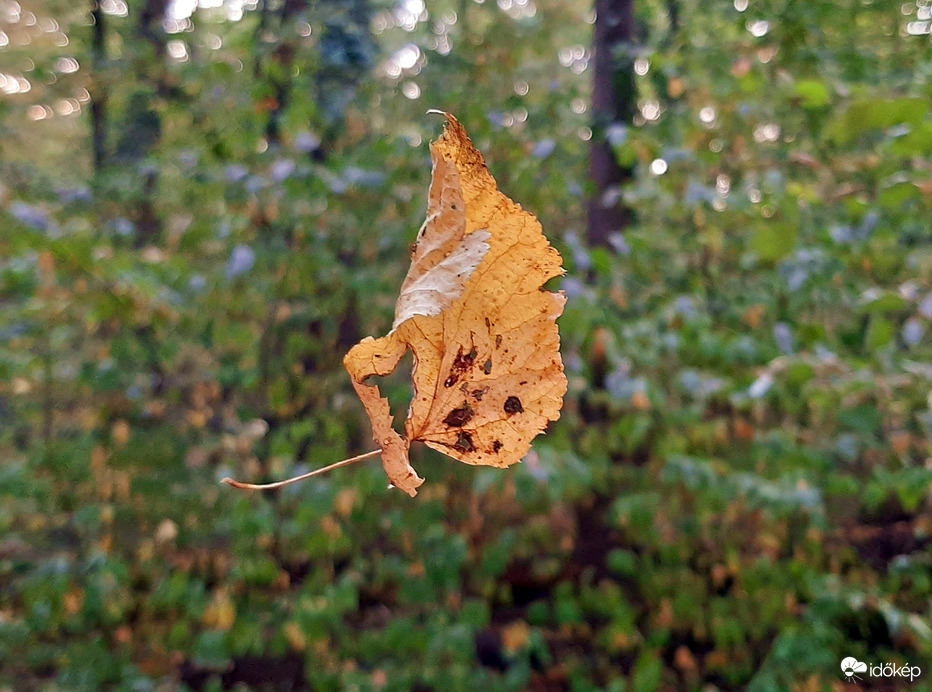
[{"x1": 841, "y1": 657, "x2": 868, "y2": 681}]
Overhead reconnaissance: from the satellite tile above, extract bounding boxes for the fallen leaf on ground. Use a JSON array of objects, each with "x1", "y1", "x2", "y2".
[{"x1": 344, "y1": 112, "x2": 566, "y2": 496}]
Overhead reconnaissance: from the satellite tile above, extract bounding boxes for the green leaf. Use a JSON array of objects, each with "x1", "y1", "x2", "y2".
[
  {"x1": 632, "y1": 652, "x2": 663, "y2": 692},
  {"x1": 859, "y1": 291, "x2": 908, "y2": 314},
  {"x1": 889, "y1": 123, "x2": 932, "y2": 156},
  {"x1": 192, "y1": 631, "x2": 230, "y2": 669},
  {"x1": 607, "y1": 549, "x2": 639, "y2": 577},
  {"x1": 879, "y1": 182, "x2": 919, "y2": 209},
  {"x1": 828, "y1": 98, "x2": 928, "y2": 144},
  {"x1": 795, "y1": 79, "x2": 831, "y2": 109},
  {"x1": 865, "y1": 316, "x2": 894, "y2": 350},
  {"x1": 751, "y1": 224, "x2": 798, "y2": 262}
]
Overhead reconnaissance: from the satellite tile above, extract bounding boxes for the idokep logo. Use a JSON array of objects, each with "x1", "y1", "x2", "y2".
[
  {"x1": 841, "y1": 656, "x2": 922, "y2": 683},
  {"x1": 841, "y1": 657, "x2": 867, "y2": 682}
]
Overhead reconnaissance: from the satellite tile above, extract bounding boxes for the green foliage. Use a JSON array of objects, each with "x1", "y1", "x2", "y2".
[{"x1": 2, "y1": 0, "x2": 932, "y2": 690}]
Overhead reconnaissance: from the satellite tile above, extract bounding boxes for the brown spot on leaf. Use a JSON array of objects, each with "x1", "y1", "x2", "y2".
[
  {"x1": 483, "y1": 359, "x2": 492, "y2": 375},
  {"x1": 495, "y1": 334, "x2": 502, "y2": 348},
  {"x1": 492, "y1": 440, "x2": 503, "y2": 453},
  {"x1": 504, "y1": 396, "x2": 523, "y2": 415},
  {"x1": 454, "y1": 431, "x2": 475, "y2": 453},
  {"x1": 444, "y1": 404, "x2": 475, "y2": 428},
  {"x1": 444, "y1": 346, "x2": 477, "y2": 388},
  {"x1": 471, "y1": 386, "x2": 490, "y2": 401}
]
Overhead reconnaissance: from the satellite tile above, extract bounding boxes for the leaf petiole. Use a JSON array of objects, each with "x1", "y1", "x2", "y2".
[{"x1": 221, "y1": 449, "x2": 383, "y2": 491}]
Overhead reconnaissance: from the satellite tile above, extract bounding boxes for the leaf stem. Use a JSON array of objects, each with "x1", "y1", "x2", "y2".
[{"x1": 221, "y1": 449, "x2": 382, "y2": 491}]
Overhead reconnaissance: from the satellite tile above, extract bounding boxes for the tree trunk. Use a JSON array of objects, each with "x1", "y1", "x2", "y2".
[
  {"x1": 90, "y1": 0, "x2": 107, "y2": 173},
  {"x1": 587, "y1": 0, "x2": 637, "y2": 248},
  {"x1": 138, "y1": 0, "x2": 168, "y2": 59},
  {"x1": 131, "y1": 0, "x2": 168, "y2": 247}
]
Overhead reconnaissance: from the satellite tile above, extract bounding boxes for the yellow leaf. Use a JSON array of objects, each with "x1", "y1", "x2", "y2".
[
  {"x1": 501, "y1": 620, "x2": 531, "y2": 653},
  {"x1": 631, "y1": 389, "x2": 650, "y2": 411},
  {"x1": 112, "y1": 419, "x2": 131, "y2": 446},
  {"x1": 667, "y1": 76, "x2": 685, "y2": 98},
  {"x1": 155, "y1": 519, "x2": 178, "y2": 544},
  {"x1": 285, "y1": 622, "x2": 306, "y2": 651},
  {"x1": 203, "y1": 589, "x2": 237, "y2": 630},
  {"x1": 344, "y1": 113, "x2": 566, "y2": 496},
  {"x1": 334, "y1": 487, "x2": 357, "y2": 518},
  {"x1": 64, "y1": 587, "x2": 84, "y2": 616},
  {"x1": 37, "y1": 250, "x2": 55, "y2": 280}
]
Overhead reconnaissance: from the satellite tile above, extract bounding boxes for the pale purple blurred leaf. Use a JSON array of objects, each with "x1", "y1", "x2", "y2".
[
  {"x1": 246, "y1": 176, "x2": 266, "y2": 194},
  {"x1": 111, "y1": 217, "x2": 135, "y2": 237},
  {"x1": 748, "y1": 373, "x2": 773, "y2": 399},
  {"x1": 606, "y1": 123, "x2": 627, "y2": 146},
  {"x1": 674, "y1": 296, "x2": 697, "y2": 319},
  {"x1": 225, "y1": 245, "x2": 256, "y2": 280},
  {"x1": 179, "y1": 151, "x2": 198, "y2": 168},
  {"x1": 9, "y1": 202, "x2": 51, "y2": 232},
  {"x1": 608, "y1": 232, "x2": 630, "y2": 256},
  {"x1": 343, "y1": 166, "x2": 386, "y2": 187},
  {"x1": 836, "y1": 433, "x2": 858, "y2": 461},
  {"x1": 189, "y1": 274, "x2": 207, "y2": 292},
  {"x1": 271, "y1": 159, "x2": 296, "y2": 183},
  {"x1": 57, "y1": 186, "x2": 92, "y2": 204},
  {"x1": 225, "y1": 164, "x2": 249, "y2": 183},
  {"x1": 532, "y1": 139, "x2": 556, "y2": 159},
  {"x1": 919, "y1": 293, "x2": 932, "y2": 319},
  {"x1": 902, "y1": 318, "x2": 925, "y2": 346},
  {"x1": 855, "y1": 210, "x2": 879, "y2": 240},
  {"x1": 561, "y1": 276, "x2": 589, "y2": 301},
  {"x1": 295, "y1": 131, "x2": 321, "y2": 153},
  {"x1": 774, "y1": 322, "x2": 794, "y2": 354}
]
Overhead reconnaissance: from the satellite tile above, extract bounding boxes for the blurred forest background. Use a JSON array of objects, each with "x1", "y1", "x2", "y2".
[{"x1": 1, "y1": 0, "x2": 932, "y2": 690}]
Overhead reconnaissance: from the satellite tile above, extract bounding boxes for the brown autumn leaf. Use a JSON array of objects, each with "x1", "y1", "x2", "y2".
[{"x1": 343, "y1": 112, "x2": 566, "y2": 497}]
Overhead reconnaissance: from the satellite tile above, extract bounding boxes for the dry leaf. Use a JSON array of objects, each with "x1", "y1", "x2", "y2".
[{"x1": 344, "y1": 112, "x2": 566, "y2": 496}]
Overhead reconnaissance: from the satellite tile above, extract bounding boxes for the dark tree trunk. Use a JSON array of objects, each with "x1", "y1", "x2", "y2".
[
  {"x1": 667, "y1": 0, "x2": 680, "y2": 37},
  {"x1": 314, "y1": 0, "x2": 375, "y2": 154},
  {"x1": 135, "y1": 168, "x2": 161, "y2": 248},
  {"x1": 252, "y1": 0, "x2": 271, "y2": 78},
  {"x1": 252, "y1": 0, "x2": 309, "y2": 145},
  {"x1": 90, "y1": 1, "x2": 108, "y2": 173},
  {"x1": 138, "y1": 0, "x2": 168, "y2": 58},
  {"x1": 265, "y1": 39, "x2": 298, "y2": 146},
  {"x1": 131, "y1": 0, "x2": 168, "y2": 247},
  {"x1": 587, "y1": 0, "x2": 637, "y2": 248}
]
